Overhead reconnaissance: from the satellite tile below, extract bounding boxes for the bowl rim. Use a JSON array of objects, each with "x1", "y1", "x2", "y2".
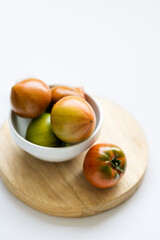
[{"x1": 9, "y1": 93, "x2": 103, "y2": 151}]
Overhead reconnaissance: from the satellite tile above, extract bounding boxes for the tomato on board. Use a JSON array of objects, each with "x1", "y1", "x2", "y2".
[{"x1": 83, "y1": 143, "x2": 127, "y2": 188}]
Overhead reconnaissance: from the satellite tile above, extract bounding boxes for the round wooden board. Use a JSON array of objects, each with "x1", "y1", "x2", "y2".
[{"x1": 0, "y1": 97, "x2": 148, "y2": 218}]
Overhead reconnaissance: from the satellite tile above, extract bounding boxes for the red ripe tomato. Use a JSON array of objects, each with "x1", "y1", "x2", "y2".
[{"x1": 83, "y1": 143, "x2": 127, "y2": 188}]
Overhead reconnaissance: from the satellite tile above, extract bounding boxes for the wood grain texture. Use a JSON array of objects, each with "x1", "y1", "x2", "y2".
[{"x1": 0, "y1": 97, "x2": 148, "y2": 217}]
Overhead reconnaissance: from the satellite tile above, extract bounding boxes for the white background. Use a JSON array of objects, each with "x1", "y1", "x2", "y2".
[{"x1": 0, "y1": 0, "x2": 159, "y2": 239}]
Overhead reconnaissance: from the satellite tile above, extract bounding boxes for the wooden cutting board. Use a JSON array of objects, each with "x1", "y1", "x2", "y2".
[{"x1": 0, "y1": 97, "x2": 148, "y2": 217}]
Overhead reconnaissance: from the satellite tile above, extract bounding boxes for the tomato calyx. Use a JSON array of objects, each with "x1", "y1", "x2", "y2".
[{"x1": 105, "y1": 154, "x2": 124, "y2": 174}]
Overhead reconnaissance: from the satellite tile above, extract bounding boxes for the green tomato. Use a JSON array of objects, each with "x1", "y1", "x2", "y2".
[{"x1": 26, "y1": 113, "x2": 65, "y2": 147}]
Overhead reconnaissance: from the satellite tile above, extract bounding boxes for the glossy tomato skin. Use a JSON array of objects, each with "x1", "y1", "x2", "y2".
[
  {"x1": 51, "y1": 86, "x2": 85, "y2": 103},
  {"x1": 25, "y1": 113, "x2": 64, "y2": 147},
  {"x1": 75, "y1": 87, "x2": 86, "y2": 99},
  {"x1": 51, "y1": 96, "x2": 96, "y2": 143},
  {"x1": 11, "y1": 79, "x2": 51, "y2": 118},
  {"x1": 83, "y1": 143, "x2": 127, "y2": 188}
]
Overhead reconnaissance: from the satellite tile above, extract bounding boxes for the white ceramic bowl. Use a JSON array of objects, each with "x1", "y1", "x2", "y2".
[{"x1": 9, "y1": 93, "x2": 103, "y2": 162}]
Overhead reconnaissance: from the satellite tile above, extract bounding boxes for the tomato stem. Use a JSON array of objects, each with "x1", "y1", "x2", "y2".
[{"x1": 105, "y1": 154, "x2": 124, "y2": 173}]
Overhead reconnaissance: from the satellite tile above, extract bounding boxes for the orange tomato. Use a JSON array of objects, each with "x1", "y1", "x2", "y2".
[
  {"x1": 11, "y1": 79, "x2": 51, "y2": 118},
  {"x1": 51, "y1": 86, "x2": 85, "y2": 103}
]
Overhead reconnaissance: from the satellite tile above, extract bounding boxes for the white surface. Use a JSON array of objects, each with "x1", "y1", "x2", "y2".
[
  {"x1": 9, "y1": 93, "x2": 102, "y2": 161},
  {"x1": 0, "y1": 0, "x2": 159, "y2": 239}
]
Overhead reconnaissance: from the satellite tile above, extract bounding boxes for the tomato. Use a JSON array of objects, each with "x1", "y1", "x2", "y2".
[
  {"x1": 51, "y1": 96, "x2": 96, "y2": 143},
  {"x1": 83, "y1": 143, "x2": 127, "y2": 188},
  {"x1": 51, "y1": 86, "x2": 85, "y2": 103},
  {"x1": 75, "y1": 87, "x2": 85, "y2": 99},
  {"x1": 26, "y1": 113, "x2": 64, "y2": 147},
  {"x1": 10, "y1": 78, "x2": 51, "y2": 118}
]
